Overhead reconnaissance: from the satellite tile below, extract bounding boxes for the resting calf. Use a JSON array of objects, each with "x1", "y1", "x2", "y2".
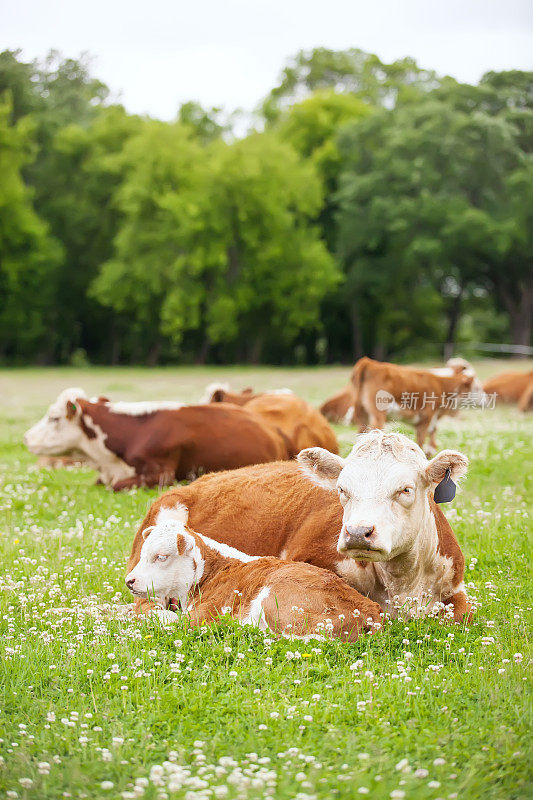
[{"x1": 125, "y1": 509, "x2": 381, "y2": 639}]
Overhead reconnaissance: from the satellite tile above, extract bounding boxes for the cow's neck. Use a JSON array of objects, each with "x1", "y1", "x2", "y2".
[
  {"x1": 186, "y1": 531, "x2": 256, "y2": 597},
  {"x1": 371, "y1": 501, "x2": 452, "y2": 617},
  {"x1": 76, "y1": 403, "x2": 136, "y2": 485}
]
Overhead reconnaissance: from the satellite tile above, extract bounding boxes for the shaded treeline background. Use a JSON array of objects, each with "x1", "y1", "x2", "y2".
[{"x1": 0, "y1": 49, "x2": 531, "y2": 366}]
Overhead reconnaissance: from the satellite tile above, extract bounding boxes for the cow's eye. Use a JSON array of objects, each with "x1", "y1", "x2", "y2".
[
  {"x1": 156, "y1": 554, "x2": 169, "y2": 563},
  {"x1": 338, "y1": 487, "x2": 349, "y2": 503},
  {"x1": 399, "y1": 487, "x2": 414, "y2": 496},
  {"x1": 48, "y1": 416, "x2": 60, "y2": 423}
]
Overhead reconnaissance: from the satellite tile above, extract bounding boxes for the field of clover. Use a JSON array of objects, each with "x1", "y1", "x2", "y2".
[{"x1": 0, "y1": 365, "x2": 531, "y2": 800}]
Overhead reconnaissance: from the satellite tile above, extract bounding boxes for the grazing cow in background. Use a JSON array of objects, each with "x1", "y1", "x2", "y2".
[
  {"x1": 127, "y1": 431, "x2": 471, "y2": 622},
  {"x1": 319, "y1": 386, "x2": 355, "y2": 424},
  {"x1": 203, "y1": 384, "x2": 339, "y2": 454},
  {"x1": 24, "y1": 388, "x2": 289, "y2": 490},
  {"x1": 319, "y1": 357, "x2": 482, "y2": 426},
  {"x1": 351, "y1": 357, "x2": 475, "y2": 454},
  {"x1": 125, "y1": 509, "x2": 382, "y2": 638},
  {"x1": 483, "y1": 370, "x2": 533, "y2": 411},
  {"x1": 430, "y1": 357, "x2": 484, "y2": 403}
]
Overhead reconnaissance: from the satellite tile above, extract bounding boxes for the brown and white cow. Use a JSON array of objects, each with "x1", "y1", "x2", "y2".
[
  {"x1": 125, "y1": 508, "x2": 381, "y2": 639},
  {"x1": 483, "y1": 370, "x2": 533, "y2": 411},
  {"x1": 203, "y1": 384, "x2": 339, "y2": 455},
  {"x1": 127, "y1": 431, "x2": 471, "y2": 622},
  {"x1": 351, "y1": 357, "x2": 475, "y2": 454},
  {"x1": 24, "y1": 388, "x2": 289, "y2": 490},
  {"x1": 319, "y1": 358, "x2": 483, "y2": 428},
  {"x1": 319, "y1": 386, "x2": 355, "y2": 424}
]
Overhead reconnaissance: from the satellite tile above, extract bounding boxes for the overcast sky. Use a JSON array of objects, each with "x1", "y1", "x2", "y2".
[{"x1": 2, "y1": 0, "x2": 532, "y2": 119}]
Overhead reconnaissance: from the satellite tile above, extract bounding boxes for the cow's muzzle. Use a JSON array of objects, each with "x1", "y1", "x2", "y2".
[{"x1": 338, "y1": 524, "x2": 383, "y2": 556}]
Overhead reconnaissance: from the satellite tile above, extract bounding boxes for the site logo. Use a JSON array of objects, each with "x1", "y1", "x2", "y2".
[{"x1": 375, "y1": 389, "x2": 395, "y2": 411}]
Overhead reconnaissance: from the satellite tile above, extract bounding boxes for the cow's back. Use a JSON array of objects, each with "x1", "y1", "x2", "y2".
[
  {"x1": 155, "y1": 404, "x2": 289, "y2": 477},
  {"x1": 128, "y1": 461, "x2": 342, "y2": 572},
  {"x1": 483, "y1": 371, "x2": 533, "y2": 404},
  {"x1": 245, "y1": 394, "x2": 339, "y2": 454}
]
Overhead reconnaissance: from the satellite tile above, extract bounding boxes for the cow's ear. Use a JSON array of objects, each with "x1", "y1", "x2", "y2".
[
  {"x1": 242, "y1": 387, "x2": 253, "y2": 395},
  {"x1": 297, "y1": 447, "x2": 345, "y2": 491},
  {"x1": 66, "y1": 400, "x2": 79, "y2": 419},
  {"x1": 425, "y1": 450, "x2": 468, "y2": 486},
  {"x1": 177, "y1": 531, "x2": 194, "y2": 556},
  {"x1": 211, "y1": 389, "x2": 226, "y2": 403}
]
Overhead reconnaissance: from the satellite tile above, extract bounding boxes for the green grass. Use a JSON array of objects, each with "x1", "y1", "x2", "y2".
[{"x1": 0, "y1": 364, "x2": 532, "y2": 800}]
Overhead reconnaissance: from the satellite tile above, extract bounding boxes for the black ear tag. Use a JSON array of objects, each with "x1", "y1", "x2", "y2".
[{"x1": 434, "y1": 467, "x2": 456, "y2": 503}]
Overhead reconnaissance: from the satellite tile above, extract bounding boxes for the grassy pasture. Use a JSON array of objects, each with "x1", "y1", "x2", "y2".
[{"x1": 0, "y1": 363, "x2": 531, "y2": 800}]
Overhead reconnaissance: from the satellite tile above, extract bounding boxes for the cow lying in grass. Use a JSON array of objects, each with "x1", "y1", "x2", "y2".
[
  {"x1": 483, "y1": 370, "x2": 533, "y2": 411},
  {"x1": 24, "y1": 388, "x2": 290, "y2": 490},
  {"x1": 128, "y1": 430, "x2": 471, "y2": 622},
  {"x1": 202, "y1": 383, "x2": 339, "y2": 454},
  {"x1": 125, "y1": 508, "x2": 382, "y2": 638}
]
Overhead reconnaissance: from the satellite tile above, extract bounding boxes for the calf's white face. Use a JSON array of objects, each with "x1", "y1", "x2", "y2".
[
  {"x1": 125, "y1": 520, "x2": 203, "y2": 608},
  {"x1": 298, "y1": 430, "x2": 467, "y2": 561},
  {"x1": 23, "y1": 388, "x2": 87, "y2": 455}
]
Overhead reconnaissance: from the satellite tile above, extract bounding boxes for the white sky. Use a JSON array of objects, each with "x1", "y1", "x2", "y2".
[{"x1": 1, "y1": 0, "x2": 532, "y2": 119}]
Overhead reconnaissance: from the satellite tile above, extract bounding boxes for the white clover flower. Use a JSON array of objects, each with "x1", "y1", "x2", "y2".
[
  {"x1": 433, "y1": 758, "x2": 445, "y2": 766},
  {"x1": 414, "y1": 768, "x2": 429, "y2": 778},
  {"x1": 395, "y1": 758, "x2": 410, "y2": 772},
  {"x1": 101, "y1": 781, "x2": 114, "y2": 790}
]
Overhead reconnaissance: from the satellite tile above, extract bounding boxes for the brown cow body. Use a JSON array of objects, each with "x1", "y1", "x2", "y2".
[
  {"x1": 126, "y1": 513, "x2": 381, "y2": 639},
  {"x1": 351, "y1": 357, "x2": 474, "y2": 453},
  {"x1": 205, "y1": 385, "x2": 339, "y2": 454},
  {"x1": 319, "y1": 386, "x2": 355, "y2": 424},
  {"x1": 483, "y1": 370, "x2": 533, "y2": 410},
  {"x1": 75, "y1": 400, "x2": 290, "y2": 490},
  {"x1": 128, "y1": 455, "x2": 469, "y2": 622}
]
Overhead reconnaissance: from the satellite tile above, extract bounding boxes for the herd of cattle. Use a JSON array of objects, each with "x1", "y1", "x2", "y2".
[{"x1": 23, "y1": 358, "x2": 532, "y2": 639}]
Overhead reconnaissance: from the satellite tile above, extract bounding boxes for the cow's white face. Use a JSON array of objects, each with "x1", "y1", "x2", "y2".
[
  {"x1": 298, "y1": 431, "x2": 467, "y2": 562},
  {"x1": 125, "y1": 521, "x2": 204, "y2": 608},
  {"x1": 23, "y1": 388, "x2": 87, "y2": 455}
]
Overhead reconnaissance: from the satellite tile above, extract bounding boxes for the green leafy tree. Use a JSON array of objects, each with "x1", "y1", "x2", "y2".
[
  {"x1": 0, "y1": 97, "x2": 62, "y2": 360},
  {"x1": 92, "y1": 128, "x2": 338, "y2": 362},
  {"x1": 336, "y1": 98, "x2": 526, "y2": 358},
  {"x1": 262, "y1": 47, "x2": 442, "y2": 122}
]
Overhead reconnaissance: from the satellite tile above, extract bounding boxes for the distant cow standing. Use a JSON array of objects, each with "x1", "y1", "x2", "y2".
[
  {"x1": 24, "y1": 388, "x2": 290, "y2": 490},
  {"x1": 351, "y1": 357, "x2": 474, "y2": 454},
  {"x1": 320, "y1": 358, "x2": 482, "y2": 426},
  {"x1": 204, "y1": 384, "x2": 339, "y2": 454}
]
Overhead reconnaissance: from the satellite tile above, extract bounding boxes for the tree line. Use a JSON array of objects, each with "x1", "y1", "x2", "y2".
[{"x1": 0, "y1": 48, "x2": 531, "y2": 365}]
